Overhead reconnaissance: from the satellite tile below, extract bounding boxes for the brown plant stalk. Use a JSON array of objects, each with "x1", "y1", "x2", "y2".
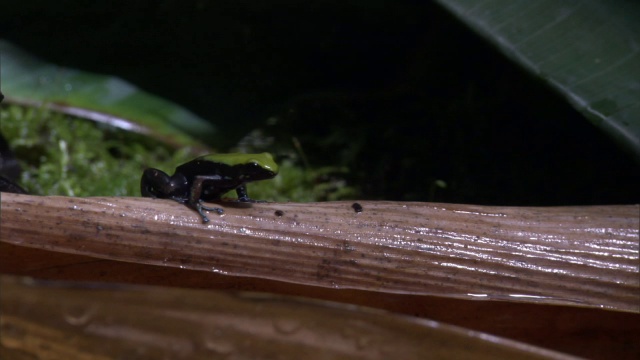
[{"x1": 1, "y1": 193, "x2": 637, "y2": 312}]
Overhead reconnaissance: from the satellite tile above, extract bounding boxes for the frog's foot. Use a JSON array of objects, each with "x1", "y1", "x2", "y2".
[
  {"x1": 236, "y1": 196, "x2": 266, "y2": 203},
  {"x1": 196, "y1": 201, "x2": 224, "y2": 223}
]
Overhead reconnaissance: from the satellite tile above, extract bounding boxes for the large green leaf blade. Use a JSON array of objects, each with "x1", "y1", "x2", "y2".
[
  {"x1": 0, "y1": 40, "x2": 215, "y2": 149},
  {"x1": 436, "y1": 0, "x2": 640, "y2": 161}
]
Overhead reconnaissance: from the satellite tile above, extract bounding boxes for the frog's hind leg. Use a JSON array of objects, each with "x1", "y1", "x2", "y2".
[{"x1": 140, "y1": 168, "x2": 171, "y2": 198}]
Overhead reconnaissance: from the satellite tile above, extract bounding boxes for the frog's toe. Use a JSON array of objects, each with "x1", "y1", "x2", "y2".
[
  {"x1": 237, "y1": 197, "x2": 266, "y2": 203},
  {"x1": 200, "y1": 203, "x2": 225, "y2": 214}
]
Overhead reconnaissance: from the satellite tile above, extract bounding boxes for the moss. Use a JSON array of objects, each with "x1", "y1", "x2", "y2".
[
  {"x1": 0, "y1": 104, "x2": 356, "y2": 201},
  {"x1": 0, "y1": 104, "x2": 191, "y2": 196}
]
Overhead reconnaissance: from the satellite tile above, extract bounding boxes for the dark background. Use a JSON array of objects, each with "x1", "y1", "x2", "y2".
[{"x1": 2, "y1": 0, "x2": 638, "y2": 204}]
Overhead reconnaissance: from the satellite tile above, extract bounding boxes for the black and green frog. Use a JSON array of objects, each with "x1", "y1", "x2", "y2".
[{"x1": 141, "y1": 153, "x2": 278, "y2": 223}]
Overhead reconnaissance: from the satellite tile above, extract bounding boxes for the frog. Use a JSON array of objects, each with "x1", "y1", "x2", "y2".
[{"x1": 141, "y1": 152, "x2": 278, "y2": 223}]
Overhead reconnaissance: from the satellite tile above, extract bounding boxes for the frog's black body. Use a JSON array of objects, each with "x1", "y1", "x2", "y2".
[
  {"x1": 176, "y1": 159, "x2": 275, "y2": 201},
  {"x1": 0, "y1": 175, "x2": 27, "y2": 194},
  {"x1": 141, "y1": 154, "x2": 278, "y2": 223}
]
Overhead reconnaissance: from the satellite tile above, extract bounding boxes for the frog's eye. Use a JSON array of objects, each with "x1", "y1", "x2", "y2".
[{"x1": 245, "y1": 162, "x2": 262, "y2": 173}]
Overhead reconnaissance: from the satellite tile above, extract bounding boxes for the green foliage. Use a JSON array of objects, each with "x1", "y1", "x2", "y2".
[
  {"x1": 0, "y1": 40, "x2": 216, "y2": 149},
  {"x1": 436, "y1": 0, "x2": 640, "y2": 161}
]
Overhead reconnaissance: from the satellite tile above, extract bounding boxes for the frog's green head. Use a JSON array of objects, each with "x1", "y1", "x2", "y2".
[
  {"x1": 245, "y1": 152, "x2": 279, "y2": 174},
  {"x1": 202, "y1": 152, "x2": 279, "y2": 179}
]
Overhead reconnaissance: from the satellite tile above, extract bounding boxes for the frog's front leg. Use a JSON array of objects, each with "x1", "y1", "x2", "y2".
[
  {"x1": 236, "y1": 185, "x2": 251, "y2": 202},
  {"x1": 236, "y1": 184, "x2": 265, "y2": 203},
  {"x1": 188, "y1": 175, "x2": 229, "y2": 223}
]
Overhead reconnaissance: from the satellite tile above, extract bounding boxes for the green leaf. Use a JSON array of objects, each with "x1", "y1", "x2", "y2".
[
  {"x1": 0, "y1": 40, "x2": 215, "y2": 150},
  {"x1": 436, "y1": 0, "x2": 640, "y2": 161}
]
